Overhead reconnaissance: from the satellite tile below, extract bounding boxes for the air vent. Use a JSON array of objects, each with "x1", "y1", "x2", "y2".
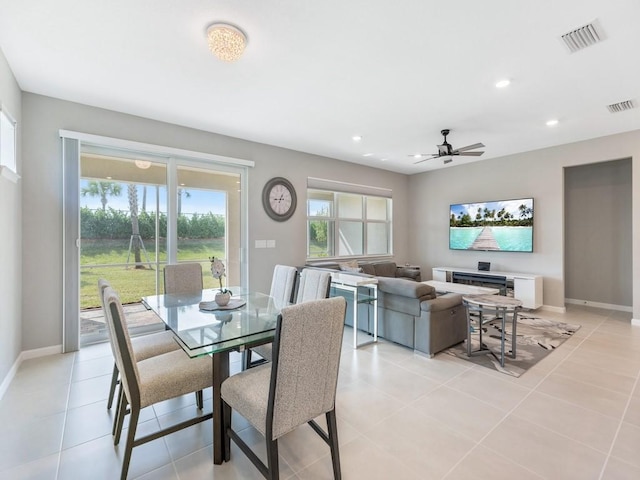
[
  {"x1": 607, "y1": 100, "x2": 635, "y2": 113},
  {"x1": 561, "y1": 22, "x2": 602, "y2": 53}
]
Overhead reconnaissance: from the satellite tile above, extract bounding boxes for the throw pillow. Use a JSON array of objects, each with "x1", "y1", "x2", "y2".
[{"x1": 339, "y1": 260, "x2": 362, "y2": 273}]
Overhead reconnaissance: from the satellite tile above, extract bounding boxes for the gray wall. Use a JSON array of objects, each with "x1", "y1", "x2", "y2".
[
  {"x1": 21, "y1": 93, "x2": 410, "y2": 351},
  {"x1": 0, "y1": 47, "x2": 22, "y2": 383},
  {"x1": 409, "y1": 132, "x2": 640, "y2": 315},
  {"x1": 564, "y1": 159, "x2": 632, "y2": 307}
]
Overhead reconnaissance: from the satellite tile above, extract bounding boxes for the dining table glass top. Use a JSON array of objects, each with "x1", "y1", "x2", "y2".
[{"x1": 142, "y1": 288, "x2": 281, "y2": 357}]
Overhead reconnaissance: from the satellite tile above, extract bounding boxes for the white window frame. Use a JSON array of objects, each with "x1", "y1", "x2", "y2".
[
  {"x1": 0, "y1": 105, "x2": 19, "y2": 182},
  {"x1": 306, "y1": 178, "x2": 392, "y2": 260}
]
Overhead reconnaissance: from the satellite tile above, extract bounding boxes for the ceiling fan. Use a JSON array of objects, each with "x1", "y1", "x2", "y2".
[{"x1": 412, "y1": 129, "x2": 485, "y2": 164}]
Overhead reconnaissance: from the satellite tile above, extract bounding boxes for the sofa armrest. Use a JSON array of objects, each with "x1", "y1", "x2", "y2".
[
  {"x1": 421, "y1": 293, "x2": 463, "y2": 312},
  {"x1": 396, "y1": 266, "x2": 421, "y2": 282}
]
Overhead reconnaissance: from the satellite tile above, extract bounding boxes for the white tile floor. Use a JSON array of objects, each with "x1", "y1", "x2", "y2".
[{"x1": 1, "y1": 305, "x2": 640, "y2": 479}]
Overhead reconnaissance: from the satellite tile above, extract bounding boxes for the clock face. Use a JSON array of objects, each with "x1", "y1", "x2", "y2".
[
  {"x1": 269, "y1": 184, "x2": 293, "y2": 215},
  {"x1": 262, "y1": 177, "x2": 297, "y2": 221}
]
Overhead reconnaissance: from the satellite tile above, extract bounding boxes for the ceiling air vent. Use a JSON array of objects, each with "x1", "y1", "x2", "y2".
[
  {"x1": 561, "y1": 22, "x2": 602, "y2": 53},
  {"x1": 607, "y1": 100, "x2": 635, "y2": 113}
]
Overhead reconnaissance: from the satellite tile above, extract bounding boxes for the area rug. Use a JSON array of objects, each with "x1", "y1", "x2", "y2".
[{"x1": 444, "y1": 314, "x2": 581, "y2": 377}]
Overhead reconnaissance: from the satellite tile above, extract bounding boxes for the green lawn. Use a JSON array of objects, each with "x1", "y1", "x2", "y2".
[{"x1": 80, "y1": 238, "x2": 225, "y2": 308}]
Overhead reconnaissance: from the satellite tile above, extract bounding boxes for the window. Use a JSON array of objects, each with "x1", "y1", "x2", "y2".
[
  {"x1": 307, "y1": 182, "x2": 392, "y2": 259},
  {"x1": 0, "y1": 107, "x2": 18, "y2": 182}
]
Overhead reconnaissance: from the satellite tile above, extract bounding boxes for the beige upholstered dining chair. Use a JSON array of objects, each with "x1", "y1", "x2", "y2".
[
  {"x1": 163, "y1": 262, "x2": 203, "y2": 294},
  {"x1": 97, "y1": 280, "x2": 181, "y2": 415},
  {"x1": 221, "y1": 296, "x2": 347, "y2": 480},
  {"x1": 246, "y1": 265, "x2": 298, "y2": 368},
  {"x1": 103, "y1": 286, "x2": 213, "y2": 480}
]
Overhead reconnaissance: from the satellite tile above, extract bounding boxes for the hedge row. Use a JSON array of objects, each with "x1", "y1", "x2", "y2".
[{"x1": 80, "y1": 207, "x2": 225, "y2": 239}]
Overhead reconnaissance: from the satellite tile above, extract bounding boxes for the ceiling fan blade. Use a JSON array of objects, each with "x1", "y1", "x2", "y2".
[
  {"x1": 413, "y1": 155, "x2": 438, "y2": 164},
  {"x1": 457, "y1": 151, "x2": 484, "y2": 156},
  {"x1": 453, "y1": 143, "x2": 485, "y2": 153}
]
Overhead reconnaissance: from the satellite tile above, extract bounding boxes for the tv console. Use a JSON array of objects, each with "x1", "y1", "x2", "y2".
[{"x1": 432, "y1": 266, "x2": 543, "y2": 309}]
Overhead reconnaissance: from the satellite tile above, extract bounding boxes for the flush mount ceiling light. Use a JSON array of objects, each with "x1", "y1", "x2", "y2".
[
  {"x1": 207, "y1": 23, "x2": 247, "y2": 62},
  {"x1": 134, "y1": 160, "x2": 151, "y2": 169}
]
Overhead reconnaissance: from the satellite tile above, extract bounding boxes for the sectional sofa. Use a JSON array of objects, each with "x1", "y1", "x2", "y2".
[{"x1": 303, "y1": 260, "x2": 467, "y2": 356}]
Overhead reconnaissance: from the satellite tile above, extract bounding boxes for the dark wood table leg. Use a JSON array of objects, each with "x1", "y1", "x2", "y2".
[{"x1": 213, "y1": 351, "x2": 230, "y2": 464}]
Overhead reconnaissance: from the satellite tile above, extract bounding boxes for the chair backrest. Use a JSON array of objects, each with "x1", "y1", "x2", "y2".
[
  {"x1": 295, "y1": 268, "x2": 331, "y2": 304},
  {"x1": 269, "y1": 265, "x2": 298, "y2": 308},
  {"x1": 97, "y1": 279, "x2": 116, "y2": 355},
  {"x1": 102, "y1": 286, "x2": 142, "y2": 409},
  {"x1": 164, "y1": 263, "x2": 203, "y2": 294},
  {"x1": 267, "y1": 296, "x2": 346, "y2": 440}
]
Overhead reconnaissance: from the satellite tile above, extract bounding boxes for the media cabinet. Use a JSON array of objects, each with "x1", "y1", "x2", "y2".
[{"x1": 432, "y1": 266, "x2": 543, "y2": 309}]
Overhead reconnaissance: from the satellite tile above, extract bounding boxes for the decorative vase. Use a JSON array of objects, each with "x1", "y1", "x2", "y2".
[{"x1": 215, "y1": 291, "x2": 231, "y2": 307}]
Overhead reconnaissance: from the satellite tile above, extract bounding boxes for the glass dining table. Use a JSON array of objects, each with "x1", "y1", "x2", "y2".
[{"x1": 141, "y1": 288, "x2": 281, "y2": 464}]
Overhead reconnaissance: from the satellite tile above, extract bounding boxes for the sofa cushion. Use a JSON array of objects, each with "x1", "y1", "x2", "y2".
[
  {"x1": 372, "y1": 261, "x2": 398, "y2": 278},
  {"x1": 360, "y1": 263, "x2": 376, "y2": 276},
  {"x1": 377, "y1": 277, "x2": 434, "y2": 298}
]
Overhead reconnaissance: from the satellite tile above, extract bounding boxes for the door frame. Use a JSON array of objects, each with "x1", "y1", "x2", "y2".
[{"x1": 61, "y1": 130, "x2": 253, "y2": 352}]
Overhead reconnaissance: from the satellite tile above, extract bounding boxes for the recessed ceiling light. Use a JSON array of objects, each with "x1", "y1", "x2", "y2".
[
  {"x1": 495, "y1": 79, "x2": 511, "y2": 88},
  {"x1": 380, "y1": 158, "x2": 387, "y2": 162},
  {"x1": 546, "y1": 119, "x2": 559, "y2": 127},
  {"x1": 362, "y1": 153, "x2": 373, "y2": 157},
  {"x1": 352, "y1": 135, "x2": 363, "y2": 142},
  {"x1": 413, "y1": 154, "x2": 423, "y2": 159}
]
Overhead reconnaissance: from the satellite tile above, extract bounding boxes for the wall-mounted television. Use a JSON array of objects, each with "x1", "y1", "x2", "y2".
[{"x1": 449, "y1": 198, "x2": 534, "y2": 252}]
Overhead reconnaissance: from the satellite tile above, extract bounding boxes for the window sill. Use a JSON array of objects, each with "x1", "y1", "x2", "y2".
[{"x1": 0, "y1": 166, "x2": 20, "y2": 183}]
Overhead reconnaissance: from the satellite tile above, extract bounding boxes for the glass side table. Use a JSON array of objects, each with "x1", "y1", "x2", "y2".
[{"x1": 330, "y1": 272, "x2": 378, "y2": 349}]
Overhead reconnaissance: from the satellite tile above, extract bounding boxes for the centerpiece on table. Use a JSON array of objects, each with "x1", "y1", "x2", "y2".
[{"x1": 210, "y1": 256, "x2": 232, "y2": 306}]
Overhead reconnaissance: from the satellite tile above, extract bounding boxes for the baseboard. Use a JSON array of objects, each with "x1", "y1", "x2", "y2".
[
  {"x1": 0, "y1": 344, "x2": 63, "y2": 401},
  {"x1": 565, "y1": 298, "x2": 632, "y2": 312},
  {"x1": 539, "y1": 305, "x2": 567, "y2": 314},
  {"x1": 0, "y1": 356, "x2": 21, "y2": 401},
  {"x1": 21, "y1": 344, "x2": 63, "y2": 360}
]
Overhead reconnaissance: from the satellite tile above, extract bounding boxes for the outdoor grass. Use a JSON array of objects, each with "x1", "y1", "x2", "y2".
[{"x1": 81, "y1": 238, "x2": 224, "y2": 308}]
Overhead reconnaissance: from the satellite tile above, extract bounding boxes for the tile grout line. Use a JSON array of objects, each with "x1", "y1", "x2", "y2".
[
  {"x1": 55, "y1": 351, "x2": 78, "y2": 480},
  {"x1": 441, "y1": 312, "x2": 609, "y2": 479},
  {"x1": 597, "y1": 313, "x2": 640, "y2": 479}
]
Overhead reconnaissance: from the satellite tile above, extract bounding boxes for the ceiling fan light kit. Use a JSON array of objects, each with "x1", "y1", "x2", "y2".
[{"x1": 412, "y1": 129, "x2": 485, "y2": 165}]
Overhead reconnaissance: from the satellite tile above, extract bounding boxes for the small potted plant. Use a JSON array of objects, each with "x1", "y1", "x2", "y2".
[{"x1": 210, "y1": 256, "x2": 232, "y2": 306}]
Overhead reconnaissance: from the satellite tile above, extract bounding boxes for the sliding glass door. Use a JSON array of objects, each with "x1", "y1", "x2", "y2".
[{"x1": 77, "y1": 149, "x2": 244, "y2": 346}]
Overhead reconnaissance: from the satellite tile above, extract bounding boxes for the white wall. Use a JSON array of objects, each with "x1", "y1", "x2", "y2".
[
  {"x1": 21, "y1": 93, "x2": 410, "y2": 351},
  {"x1": 409, "y1": 129, "x2": 640, "y2": 316},
  {"x1": 0, "y1": 47, "x2": 22, "y2": 383}
]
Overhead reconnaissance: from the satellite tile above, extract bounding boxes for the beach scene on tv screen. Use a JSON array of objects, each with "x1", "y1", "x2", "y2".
[{"x1": 450, "y1": 199, "x2": 533, "y2": 252}]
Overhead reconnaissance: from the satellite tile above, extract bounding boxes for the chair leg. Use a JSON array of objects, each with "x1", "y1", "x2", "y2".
[
  {"x1": 266, "y1": 437, "x2": 279, "y2": 480},
  {"x1": 326, "y1": 410, "x2": 342, "y2": 480},
  {"x1": 107, "y1": 363, "x2": 119, "y2": 409},
  {"x1": 222, "y1": 400, "x2": 232, "y2": 462},
  {"x1": 112, "y1": 384, "x2": 124, "y2": 436},
  {"x1": 196, "y1": 390, "x2": 203, "y2": 410},
  {"x1": 114, "y1": 392, "x2": 128, "y2": 445},
  {"x1": 242, "y1": 349, "x2": 252, "y2": 370},
  {"x1": 120, "y1": 404, "x2": 139, "y2": 480}
]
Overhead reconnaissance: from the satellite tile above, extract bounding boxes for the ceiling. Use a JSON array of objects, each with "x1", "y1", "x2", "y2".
[{"x1": 0, "y1": 0, "x2": 638, "y2": 174}]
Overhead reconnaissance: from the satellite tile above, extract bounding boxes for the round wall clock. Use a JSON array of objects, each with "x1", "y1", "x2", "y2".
[{"x1": 262, "y1": 177, "x2": 297, "y2": 221}]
